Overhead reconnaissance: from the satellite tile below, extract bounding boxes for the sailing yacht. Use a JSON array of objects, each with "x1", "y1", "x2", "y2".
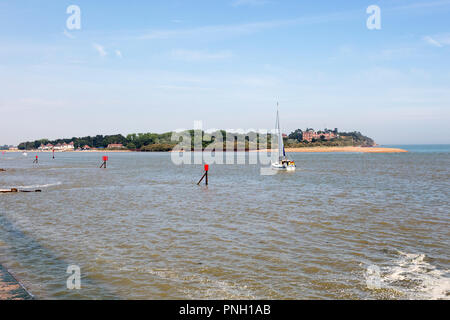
[{"x1": 271, "y1": 106, "x2": 296, "y2": 171}]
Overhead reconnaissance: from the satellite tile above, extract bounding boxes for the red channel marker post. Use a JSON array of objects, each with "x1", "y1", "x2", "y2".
[
  {"x1": 100, "y1": 156, "x2": 108, "y2": 168},
  {"x1": 197, "y1": 164, "x2": 209, "y2": 186}
]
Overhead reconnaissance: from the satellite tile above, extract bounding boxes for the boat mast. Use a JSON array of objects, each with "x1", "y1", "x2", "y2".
[{"x1": 276, "y1": 103, "x2": 284, "y2": 162}]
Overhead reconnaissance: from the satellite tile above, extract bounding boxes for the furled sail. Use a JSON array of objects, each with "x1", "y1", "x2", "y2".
[{"x1": 276, "y1": 108, "x2": 285, "y2": 162}]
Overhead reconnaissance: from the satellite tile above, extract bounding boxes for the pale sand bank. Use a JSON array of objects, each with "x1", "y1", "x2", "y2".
[
  {"x1": 285, "y1": 146, "x2": 407, "y2": 153},
  {"x1": 3, "y1": 150, "x2": 131, "y2": 153},
  {"x1": 4, "y1": 147, "x2": 408, "y2": 154}
]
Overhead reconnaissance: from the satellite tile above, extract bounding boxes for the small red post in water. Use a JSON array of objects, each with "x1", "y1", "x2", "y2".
[
  {"x1": 197, "y1": 164, "x2": 209, "y2": 186},
  {"x1": 100, "y1": 156, "x2": 108, "y2": 168}
]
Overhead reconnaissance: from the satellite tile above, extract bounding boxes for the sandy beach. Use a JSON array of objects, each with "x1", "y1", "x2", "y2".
[
  {"x1": 3, "y1": 146, "x2": 408, "y2": 154},
  {"x1": 2, "y1": 149, "x2": 131, "y2": 153},
  {"x1": 284, "y1": 146, "x2": 408, "y2": 153},
  {"x1": 250, "y1": 146, "x2": 408, "y2": 153}
]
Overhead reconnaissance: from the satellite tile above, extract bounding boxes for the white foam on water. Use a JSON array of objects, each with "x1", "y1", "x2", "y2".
[
  {"x1": 147, "y1": 267, "x2": 256, "y2": 299},
  {"x1": 11, "y1": 182, "x2": 62, "y2": 189},
  {"x1": 367, "y1": 251, "x2": 450, "y2": 300},
  {"x1": 114, "y1": 262, "x2": 256, "y2": 299}
]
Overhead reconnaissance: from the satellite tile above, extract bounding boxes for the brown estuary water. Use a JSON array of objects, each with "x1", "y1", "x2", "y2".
[{"x1": 0, "y1": 145, "x2": 449, "y2": 299}]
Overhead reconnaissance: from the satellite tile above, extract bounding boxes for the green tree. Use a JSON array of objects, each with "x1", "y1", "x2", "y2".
[
  {"x1": 288, "y1": 129, "x2": 303, "y2": 142},
  {"x1": 126, "y1": 142, "x2": 136, "y2": 150}
]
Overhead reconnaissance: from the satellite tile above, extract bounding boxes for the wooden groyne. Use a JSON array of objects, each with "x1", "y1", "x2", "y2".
[
  {"x1": 0, "y1": 189, "x2": 42, "y2": 194},
  {"x1": 0, "y1": 264, "x2": 33, "y2": 300}
]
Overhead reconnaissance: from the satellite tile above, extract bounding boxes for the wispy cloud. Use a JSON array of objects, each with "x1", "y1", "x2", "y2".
[
  {"x1": 136, "y1": 1, "x2": 450, "y2": 41},
  {"x1": 115, "y1": 50, "x2": 123, "y2": 58},
  {"x1": 171, "y1": 49, "x2": 233, "y2": 62},
  {"x1": 93, "y1": 43, "x2": 107, "y2": 57},
  {"x1": 231, "y1": 0, "x2": 270, "y2": 7},
  {"x1": 377, "y1": 47, "x2": 417, "y2": 60},
  {"x1": 139, "y1": 21, "x2": 281, "y2": 40},
  {"x1": 62, "y1": 29, "x2": 75, "y2": 39},
  {"x1": 391, "y1": 0, "x2": 450, "y2": 10},
  {"x1": 1, "y1": 97, "x2": 68, "y2": 111},
  {"x1": 138, "y1": 12, "x2": 353, "y2": 40},
  {"x1": 67, "y1": 59, "x2": 86, "y2": 65},
  {"x1": 423, "y1": 34, "x2": 450, "y2": 47},
  {"x1": 423, "y1": 36, "x2": 443, "y2": 47},
  {"x1": 234, "y1": 75, "x2": 279, "y2": 87}
]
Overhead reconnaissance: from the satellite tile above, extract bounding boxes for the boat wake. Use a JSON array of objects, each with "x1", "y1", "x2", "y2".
[
  {"x1": 116, "y1": 264, "x2": 256, "y2": 299},
  {"x1": 11, "y1": 182, "x2": 62, "y2": 189},
  {"x1": 366, "y1": 251, "x2": 450, "y2": 300}
]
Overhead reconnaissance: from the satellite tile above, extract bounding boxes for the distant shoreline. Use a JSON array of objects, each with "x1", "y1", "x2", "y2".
[
  {"x1": 3, "y1": 150, "x2": 131, "y2": 153},
  {"x1": 3, "y1": 146, "x2": 408, "y2": 154},
  {"x1": 284, "y1": 146, "x2": 408, "y2": 153}
]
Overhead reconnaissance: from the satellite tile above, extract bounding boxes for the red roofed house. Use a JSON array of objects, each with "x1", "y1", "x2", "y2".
[{"x1": 303, "y1": 130, "x2": 337, "y2": 142}]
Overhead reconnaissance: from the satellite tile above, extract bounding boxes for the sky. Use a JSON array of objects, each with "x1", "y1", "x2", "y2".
[{"x1": 0, "y1": 0, "x2": 449, "y2": 145}]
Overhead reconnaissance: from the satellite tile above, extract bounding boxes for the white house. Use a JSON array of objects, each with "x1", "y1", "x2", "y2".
[{"x1": 39, "y1": 142, "x2": 74, "y2": 151}]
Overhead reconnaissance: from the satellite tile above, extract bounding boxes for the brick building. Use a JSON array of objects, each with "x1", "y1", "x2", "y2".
[{"x1": 302, "y1": 130, "x2": 337, "y2": 142}]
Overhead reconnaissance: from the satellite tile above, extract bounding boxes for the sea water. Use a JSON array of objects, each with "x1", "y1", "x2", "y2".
[{"x1": 0, "y1": 146, "x2": 449, "y2": 299}]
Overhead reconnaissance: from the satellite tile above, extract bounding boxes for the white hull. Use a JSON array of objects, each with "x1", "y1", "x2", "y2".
[{"x1": 271, "y1": 162, "x2": 296, "y2": 171}]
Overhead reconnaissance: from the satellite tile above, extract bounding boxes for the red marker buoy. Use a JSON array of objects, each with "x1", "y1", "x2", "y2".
[{"x1": 33, "y1": 155, "x2": 39, "y2": 164}]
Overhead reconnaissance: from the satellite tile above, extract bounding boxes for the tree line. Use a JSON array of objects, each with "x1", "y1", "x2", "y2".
[{"x1": 17, "y1": 129, "x2": 375, "y2": 151}]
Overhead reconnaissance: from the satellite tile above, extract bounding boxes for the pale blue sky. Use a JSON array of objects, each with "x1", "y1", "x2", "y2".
[{"x1": 0, "y1": 0, "x2": 449, "y2": 145}]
